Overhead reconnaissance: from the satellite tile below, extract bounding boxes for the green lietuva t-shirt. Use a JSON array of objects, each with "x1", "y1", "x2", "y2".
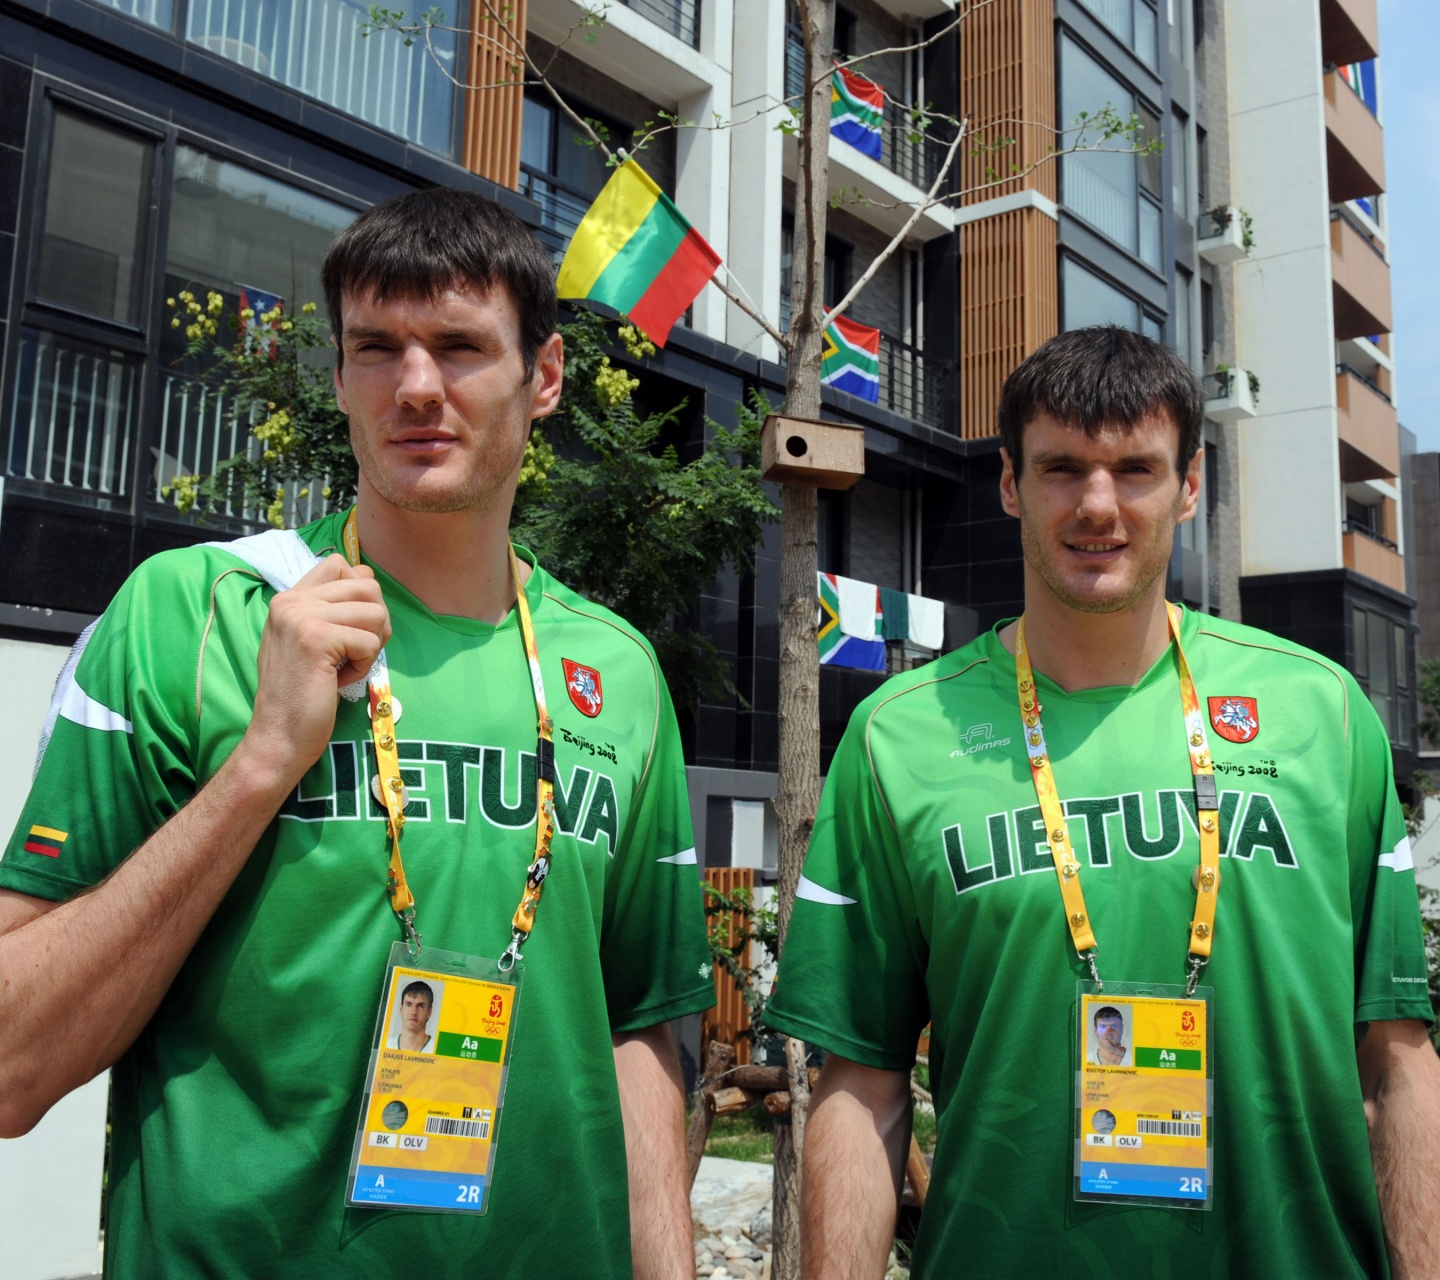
[
  {"x1": 765, "y1": 609, "x2": 1432, "y2": 1280},
  {"x1": 0, "y1": 510, "x2": 714, "y2": 1279}
]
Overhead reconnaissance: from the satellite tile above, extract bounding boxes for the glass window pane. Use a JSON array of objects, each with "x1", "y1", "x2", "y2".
[
  {"x1": 1139, "y1": 200, "x2": 1162, "y2": 269},
  {"x1": 1395, "y1": 625, "x2": 1407, "y2": 690},
  {"x1": 1352, "y1": 607, "x2": 1368, "y2": 678},
  {"x1": 1175, "y1": 270, "x2": 1194, "y2": 368},
  {"x1": 1138, "y1": 108, "x2": 1162, "y2": 197},
  {"x1": 1171, "y1": 114, "x2": 1191, "y2": 217},
  {"x1": 1135, "y1": 1, "x2": 1158, "y2": 68},
  {"x1": 184, "y1": 0, "x2": 463, "y2": 156},
  {"x1": 521, "y1": 97, "x2": 554, "y2": 173},
  {"x1": 37, "y1": 111, "x2": 152, "y2": 325},
  {"x1": 1142, "y1": 314, "x2": 1162, "y2": 342},
  {"x1": 162, "y1": 151, "x2": 354, "y2": 507},
  {"x1": 90, "y1": 0, "x2": 174, "y2": 28},
  {"x1": 1063, "y1": 258, "x2": 1140, "y2": 332},
  {"x1": 1061, "y1": 39, "x2": 1137, "y2": 251},
  {"x1": 1368, "y1": 612, "x2": 1393, "y2": 696},
  {"x1": 1077, "y1": 0, "x2": 1132, "y2": 44}
]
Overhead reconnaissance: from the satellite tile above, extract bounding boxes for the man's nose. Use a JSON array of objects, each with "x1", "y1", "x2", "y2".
[
  {"x1": 396, "y1": 345, "x2": 443, "y2": 409},
  {"x1": 1075, "y1": 469, "x2": 1119, "y2": 523}
]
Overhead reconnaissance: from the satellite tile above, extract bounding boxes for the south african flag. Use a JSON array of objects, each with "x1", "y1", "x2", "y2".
[
  {"x1": 821, "y1": 314, "x2": 881, "y2": 403},
  {"x1": 818, "y1": 573, "x2": 886, "y2": 671},
  {"x1": 831, "y1": 66, "x2": 884, "y2": 160}
]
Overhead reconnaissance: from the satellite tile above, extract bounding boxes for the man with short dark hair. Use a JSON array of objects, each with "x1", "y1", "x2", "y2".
[
  {"x1": 766, "y1": 327, "x2": 1440, "y2": 1278},
  {"x1": 391, "y1": 981, "x2": 435, "y2": 1052},
  {"x1": 0, "y1": 187, "x2": 712, "y2": 1277}
]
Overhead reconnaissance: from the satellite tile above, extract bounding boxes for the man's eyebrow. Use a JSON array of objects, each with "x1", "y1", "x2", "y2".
[{"x1": 1029, "y1": 448, "x2": 1169, "y2": 468}]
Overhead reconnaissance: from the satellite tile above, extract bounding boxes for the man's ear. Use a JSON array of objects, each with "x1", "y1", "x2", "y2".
[
  {"x1": 528, "y1": 332, "x2": 564, "y2": 421},
  {"x1": 1177, "y1": 446, "x2": 1203, "y2": 525},
  {"x1": 999, "y1": 447, "x2": 1021, "y2": 518}
]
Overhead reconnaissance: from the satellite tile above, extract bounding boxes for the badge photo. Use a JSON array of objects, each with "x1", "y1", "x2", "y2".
[
  {"x1": 1208, "y1": 696, "x2": 1259, "y2": 744},
  {"x1": 562, "y1": 659, "x2": 603, "y2": 717}
]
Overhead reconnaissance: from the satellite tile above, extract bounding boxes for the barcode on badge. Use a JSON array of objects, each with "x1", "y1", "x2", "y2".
[
  {"x1": 425, "y1": 1116, "x2": 491, "y2": 1140},
  {"x1": 1136, "y1": 1119, "x2": 1202, "y2": 1137}
]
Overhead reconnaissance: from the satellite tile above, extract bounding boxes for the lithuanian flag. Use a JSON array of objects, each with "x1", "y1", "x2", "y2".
[
  {"x1": 556, "y1": 158, "x2": 721, "y2": 347},
  {"x1": 24, "y1": 824, "x2": 67, "y2": 858}
]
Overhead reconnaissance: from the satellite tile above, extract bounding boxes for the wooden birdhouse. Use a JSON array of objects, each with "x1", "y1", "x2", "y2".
[{"x1": 760, "y1": 415, "x2": 865, "y2": 490}]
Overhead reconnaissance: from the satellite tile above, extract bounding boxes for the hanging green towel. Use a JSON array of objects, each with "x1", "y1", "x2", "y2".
[{"x1": 879, "y1": 587, "x2": 909, "y2": 641}]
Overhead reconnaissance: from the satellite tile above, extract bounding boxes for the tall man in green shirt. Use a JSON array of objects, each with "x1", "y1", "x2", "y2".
[
  {"x1": 0, "y1": 189, "x2": 713, "y2": 1277},
  {"x1": 765, "y1": 328, "x2": 1440, "y2": 1278}
]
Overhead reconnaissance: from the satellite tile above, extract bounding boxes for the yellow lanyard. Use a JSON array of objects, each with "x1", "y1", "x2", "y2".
[
  {"x1": 341, "y1": 508, "x2": 557, "y2": 966},
  {"x1": 1015, "y1": 603, "x2": 1221, "y2": 995}
]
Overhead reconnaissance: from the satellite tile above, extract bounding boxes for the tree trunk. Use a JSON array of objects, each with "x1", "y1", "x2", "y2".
[{"x1": 771, "y1": 2, "x2": 838, "y2": 1276}]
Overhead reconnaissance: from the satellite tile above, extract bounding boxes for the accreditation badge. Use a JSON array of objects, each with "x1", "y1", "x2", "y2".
[
  {"x1": 1074, "y1": 982, "x2": 1213, "y2": 1210},
  {"x1": 346, "y1": 943, "x2": 522, "y2": 1214}
]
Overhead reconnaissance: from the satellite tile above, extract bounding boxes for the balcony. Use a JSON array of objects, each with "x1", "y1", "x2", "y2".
[
  {"x1": 1320, "y1": 0, "x2": 1379, "y2": 67},
  {"x1": 184, "y1": 0, "x2": 460, "y2": 155},
  {"x1": 617, "y1": 0, "x2": 700, "y2": 47},
  {"x1": 1336, "y1": 364, "x2": 1399, "y2": 482},
  {"x1": 1343, "y1": 523, "x2": 1405, "y2": 593},
  {"x1": 1196, "y1": 206, "x2": 1250, "y2": 265},
  {"x1": 1324, "y1": 69, "x2": 1385, "y2": 205},
  {"x1": 1203, "y1": 368, "x2": 1257, "y2": 422},
  {"x1": 777, "y1": 299, "x2": 956, "y2": 431},
  {"x1": 1330, "y1": 208, "x2": 1392, "y2": 339},
  {"x1": 785, "y1": 37, "x2": 946, "y2": 199},
  {"x1": 528, "y1": 0, "x2": 712, "y2": 103}
]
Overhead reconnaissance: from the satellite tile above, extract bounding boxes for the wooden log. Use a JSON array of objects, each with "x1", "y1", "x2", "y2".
[
  {"x1": 728, "y1": 1065, "x2": 787, "y2": 1092},
  {"x1": 763, "y1": 1090, "x2": 791, "y2": 1116},
  {"x1": 712, "y1": 1086, "x2": 762, "y2": 1116},
  {"x1": 686, "y1": 1040, "x2": 735, "y2": 1189},
  {"x1": 905, "y1": 1134, "x2": 930, "y2": 1209}
]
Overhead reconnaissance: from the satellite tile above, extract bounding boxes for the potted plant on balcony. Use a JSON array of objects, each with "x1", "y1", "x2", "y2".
[
  {"x1": 1208, "y1": 363, "x2": 1260, "y2": 420},
  {"x1": 1199, "y1": 206, "x2": 1255, "y2": 264}
]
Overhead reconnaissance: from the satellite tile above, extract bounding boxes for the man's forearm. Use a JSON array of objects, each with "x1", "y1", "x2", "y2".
[
  {"x1": 0, "y1": 740, "x2": 298, "y2": 1136},
  {"x1": 1360, "y1": 1019, "x2": 1440, "y2": 1279},
  {"x1": 802, "y1": 1056, "x2": 912, "y2": 1280},
  {"x1": 614, "y1": 1022, "x2": 692, "y2": 1280}
]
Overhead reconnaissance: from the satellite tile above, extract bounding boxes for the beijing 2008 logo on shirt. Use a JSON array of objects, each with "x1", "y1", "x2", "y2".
[
  {"x1": 1208, "y1": 696, "x2": 1259, "y2": 744},
  {"x1": 562, "y1": 659, "x2": 604, "y2": 717}
]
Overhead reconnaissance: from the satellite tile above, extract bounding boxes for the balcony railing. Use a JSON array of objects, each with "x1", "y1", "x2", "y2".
[
  {"x1": 776, "y1": 301, "x2": 955, "y2": 430},
  {"x1": 184, "y1": 0, "x2": 461, "y2": 155},
  {"x1": 1336, "y1": 361, "x2": 1391, "y2": 404},
  {"x1": 153, "y1": 375, "x2": 329, "y2": 527},
  {"x1": 1344, "y1": 516, "x2": 1396, "y2": 551},
  {"x1": 784, "y1": 41, "x2": 942, "y2": 191},
  {"x1": 7, "y1": 330, "x2": 137, "y2": 500},
  {"x1": 519, "y1": 167, "x2": 594, "y2": 247},
  {"x1": 621, "y1": 0, "x2": 700, "y2": 47}
]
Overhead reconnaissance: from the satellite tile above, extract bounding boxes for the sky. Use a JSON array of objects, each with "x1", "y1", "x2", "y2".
[{"x1": 1377, "y1": 0, "x2": 1440, "y2": 452}]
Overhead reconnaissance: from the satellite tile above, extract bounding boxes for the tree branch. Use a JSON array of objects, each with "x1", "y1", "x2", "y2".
[{"x1": 825, "y1": 117, "x2": 967, "y2": 328}]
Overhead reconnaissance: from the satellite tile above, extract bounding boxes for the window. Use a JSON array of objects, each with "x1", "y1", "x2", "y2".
[
  {"x1": 183, "y1": 0, "x2": 464, "y2": 156},
  {"x1": 1060, "y1": 38, "x2": 1163, "y2": 269},
  {"x1": 1062, "y1": 258, "x2": 1139, "y2": 331},
  {"x1": 1174, "y1": 269, "x2": 1194, "y2": 369},
  {"x1": 37, "y1": 110, "x2": 154, "y2": 326},
  {"x1": 158, "y1": 146, "x2": 354, "y2": 511},
  {"x1": 8, "y1": 99, "x2": 357, "y2": 525},
  {"x1": 779, "y1": 217, "x2": 851, "y2": 331},
  {"x1": 520, "y1": 94, "x2": 629, "y2": 242},
  {"x1": 1171, "y1": 111, "x2": 1191, "y2": 219},
  {"x1": 1074, "y1": 0, "x2": 1159, "y2": 69},
  {"x1": 89, "y1": 0, "x2": 174, "y2": 27},
  {"x1": 1352, "y1": 608, "x2": 1414, "y2": 747}
]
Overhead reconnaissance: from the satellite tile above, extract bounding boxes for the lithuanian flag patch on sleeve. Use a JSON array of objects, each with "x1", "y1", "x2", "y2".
[{"x1": 24, "y1": 825, "x2": 67, "y2": 858}]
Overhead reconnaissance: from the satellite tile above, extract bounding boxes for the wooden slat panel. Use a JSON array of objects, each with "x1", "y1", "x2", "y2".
[
  {"x1": 463, "y1": 0, "x2": 527, "y2": 188},
  {"x1": 958, "y1": 0, "x2": 1059, "y2": 439},
  {"x1": 700, "y1": 867, "x2": 757, "y2": 1067}
]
